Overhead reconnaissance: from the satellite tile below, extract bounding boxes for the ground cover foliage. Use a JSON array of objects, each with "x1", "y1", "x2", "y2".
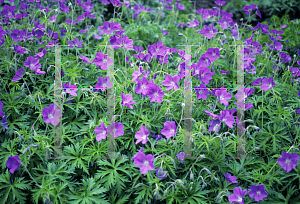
[{"x1": 0, "y1": 0, "x2": 300, "y2": 203}]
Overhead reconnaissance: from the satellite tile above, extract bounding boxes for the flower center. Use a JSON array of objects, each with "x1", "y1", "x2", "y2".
[
  {"x1": 213, "y1": 124, "x2": 220, "y2": 131},
  {"x1": 170, "y1": 82, "x2": 175, "y2": 86},
  {"x1": 103, "y1": 59, "x2": 107, "y2": 64},
  {"x1": 237, "y1": 197, "x2": 242, "y2": 202},
  {"x1": 170, "y1": 129, "x2": 174, "y2": 134},
  {"x1": 156, "y1": 48, "x2": 159, "y2": 53},
  {"x1": 113, "y1": 128, "x2": 117, "y2": 133},
  {"x1": 257, "y1": 191, "x2": 261, "y2": 196},
  {"x1": 102, "y1": 131, "x2": 106, "y2": 135},
  {"x1": 154, "y1": 92, "x2": 158, "y2": 97},
  {"x1": 144, "y1": 160, "x2": 149, "y2": 166},
  {"x1": 142, "y1": 135, "x2": 146, "y2": 140},
  {"x1": 17, "y1": 35, "x2": 20, "y2": 38},
  {"x1": 141, "y1": 85, "x2": 146, "y2": 89},
  {"x1": 210, "y1": 30, "x2": 213, "y2": 34},
  {"x1": 107, "y1": 28, "x2": 110, "y2": 31},
  {"x1": 223, "y1": 118, "x2": 227, "y2": 122},
  {"x1": 212, "y1": 53, "x2": 215, "y2": 57},
  {"x1": 285, "y1": 159, "x2": 291, "y2": 164},
  {"x1": 8, "y1": 12, "x2": 12, "y2": 16},
  {"x1": 199, "y1": 90, "x2": 203, "y2": 95},
  {"x1": 220, "y1": 96, "x2": 224, "y2": 100},
  {"x1": 201, "y1": 74, "x2": 205, "y2": 78},
  {"x1": 30, "y1": 63, "x2": 34, "y2": 67},
  {"x1": 48, "y1": 114, "x2": 53, "y2": 119},
  {"x1": 269, "y1": 84, "x2": 272, "y2": 88}
]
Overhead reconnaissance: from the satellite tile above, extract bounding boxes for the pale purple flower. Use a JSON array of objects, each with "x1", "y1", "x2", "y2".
[
  {"x1": 161, "y1": 30, "x2": 168, "y2": 35},
  {"x1": 195, "y1": 84, "x2": 209, "y2": 100},
  {"x1": 197, "y1": 68, "x2": 215, "y2": 84},
  {"x1": 67, "y1": 38, "x2": 83, "y2": 48},
  {"x1": 107, "y1": 122, "x2": 124, "y2": 138},
  {"x1": 132, "y1": 148, "x2": 154, "y2": 174},
  {"x1": 42, "y1": 104, "x2": 62, "y2": 126},
  {"x1": 148, "y1": 83, "x2": 164, "y2": 103},
  {"x1": 175, "y1": 3, "x2": 184, "y2": 10},
  {"x1": 79, "y1": 54, "x2": 92, "y2": 64},
  {"x1": 198, "y1": 23, "x2": 218, "y2": 39},
  {"x1": 215, "y1": 88, "x2": 232, "y2": 106},
  {"x1": 260, "y1": 77, "x2": 276, "y2": 91},
  {"x1": 215, "y1": 0, "x2": 226, "y2": 6},
  {"x1": 161, "y1": 121, "x2": 177, "y2": 139},
  {"x1": 162, "y1": 74, "x2": 180, "y2": 91},
  {"x1": 208, "y1": 119, "x2": 221, "y2": 132},
  {"x1": 121, "y1": 93, "x2": 136, "y2": 109},
  {"x1": 229, "y1": 187, "x2": 247, "y2": 204},
  {"x1": 24, "y1": 56, "x2": 41, "y2": 71},
  {"x1": 219, "y1": 110, "x2": 235, "y2": 128},
  {"x1": 93, "y1": 51, "x2": 113, "y2": 70},
  {"x1": 62, "y1": 82, "x2": 78, "y2": 97},
  {"x1": 188, "y1": 19, "x2": 199, "y2": 27},
  {"x1": 94, "y1": 122, "x2": 107, "y2": 141},
  {"x1": 135, "y1": 125, "x2": 149, "y2": 144}
]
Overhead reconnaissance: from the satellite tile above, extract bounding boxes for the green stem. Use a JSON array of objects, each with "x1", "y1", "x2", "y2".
[{"x1": 21, "y1": 162, "x2": 42, "y2": 188}]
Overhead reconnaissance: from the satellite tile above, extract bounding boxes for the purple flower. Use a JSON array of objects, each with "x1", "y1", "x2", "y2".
[
  {"x1": 249, "y1": 184, "x2": 268, "y2": 202},
  {"x1": 93, "y1": 51, "x2": 113, "y2": 70},
  {"x1": 1, "y1": 115, "x2": 8, "y2": 130},
  {"x1": 219, "y1": 110, "x2": 235, "y2": 128},
  {"x1": 67, "y1": 38, "x2": 83, "y2": 48},
  {"x1": 198, "y1": 23, "x2": 218, "y2": 39},
  {"x1": 156, "y1": 167, "x2": 166, "y2": 179},
  {"x1": 42, "y1": 104, "x2": 62, "y2": 126},
  {"x1": 94, "y1": 76, "x2": 113, "y2": 92},
  {"x1": 215, "y1": 0, "x2": 226, "y2": 6},
  {"x1": 256, "y1": 7, "x2": 261, "y2": 18},
  {"x1": 82, "y1": 0, "x2": 94, "y2": 12},
  {"x1": 218, "y1": 16, "x2": 232, "y2": 29},
  {"x1": 12, "y1": 68, "x2": 24, "y2": 82},
  {"x1": 297, "y1": 109, "x2": 300, "y2": 116},
  {"x1": 115, "y1": 35, "x2": 133, "y2": 50},
  {"x1": 49, "y1": 14, "x2": 57, "y2": 23},
  {"x1": 62, "y1": 82, "x2": 78, "y2": 97},
  {"x1": 162, "y1": 74, "x2": 180, "y2": 91},
  {"x1": 197, "y1": 68, "x2": 214, "y2": 84},
  {"x1": 260, "y1": 77, "x2": 276, "y2": 91},
  {"x1": 0, "y1": 101, "x2": 5, "y2": 117},
  {"x1": 277, "y1": 151, "x2": 299, "y2": 173},
  {"x1": 148, "y1": 41, "x2": 168, "y2": 57},
  {"x1": 281, "y1": 25, "x2": 287, "y2": 29},
  {"x1": 176, "y1": 152, "x2": 188, "y2": 164},
  {"x1": 155, "y1": 135, "x2": 162, "y2": 141},
  {"x1": 215, "y1": 88, "x2": 232, "y2": 106},
  {"x1": 243, "y1": 4, "x2": 256, "y2": 15},
  {"x1": 229, "y1": 187, "x2": 247, "y2": 204},
  {"x1": 235, "y1": 87, "x2": 255, "y2": 102},
  {"x1": 121, "y1": 93, "x2": 136, "y2": 109},
  {"x1": 208, "y1": 119, "x2": 221, "y2": 132},
  {"x1": 100, "y1": 0, "x2": 110, "y2": 5},
  {"x1": 107, "y1": 122, "x2": 124, "y2": 138},
  {"x1": 188, "y1": 19, "x2": 199, "y2": 28},
  {"x1": 204, "y1": 110, "x2": 219, "y2": 119},
  {"x1": 195, "y1": 84, "x2": 209, "y2": 100},
  {"x1": 175, "y1": 3, "x2": 184, "y2": 10},
  {"x1": 135, "y1": 125, "x2": 149, "y2": 144},
  {"x1": 219, "y1": 70, "x2": 230, "y2": 74},
  {"x1": 161, "y1": 121, "x2": 177, "y2": 139},
  {"x1": 24, "y1": 56, "x2": 41, "y2": 71},
  {"x1": 110, "y1": 0, "x2": 123, "y2": 7},
  {"x1": 79, "y1": 54, "x2": 92, "y2": 64},
  {"x1": 34, "y1": 49, "x2": 47, "y2": 58},
  {"x1": 298, "y1": 90, "x2": 300, "y2": 97},
  {"x1": 10, "y1": 29, "x2": 24, "y2": 42},
  {"x1": 206, "y1": 48, "x2": 220, "y2": 63},
  {"x1": 1, "y1": 5, "x2": 16, "y2": 18},
  {"x1": 251, "y1": 78, "x2": 262, "y2": 86},
  {"x1": 279, "y1": 52, "x2": 291, "y2": 63},
  {"x1": 98, "y1": 21, "x2": 122, "y2": 35},
  {"x1": 135, "y1": 76, "x2": 152, "y2": 96},
  {"x1": 6, "y1": 155, "x2": 21, "y2": 174},
  {"x1": 134, "y1": 46, "x2": 144, "y2": 53},
  {"x1": 132, "y1": 148, "x2": 154, "y2": 175},
  {"x1": 59, "y1": 1, "x2": 69, "y2": 13},
  {"x1": 224, "y1": 173, "x2": 238, "y2": 183},
  {"x1": 161, "y1": 30, "x2": 169, "y2": 35},
  {"x1": 94, "y1": 122, "x2": 107, "y2": 141},
  {"x1": 13, "y1": 44, "x2": 26, "y2": 54},
  {"x1": 148, "y1": 83, "x2": 164, "y2": 103}
]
